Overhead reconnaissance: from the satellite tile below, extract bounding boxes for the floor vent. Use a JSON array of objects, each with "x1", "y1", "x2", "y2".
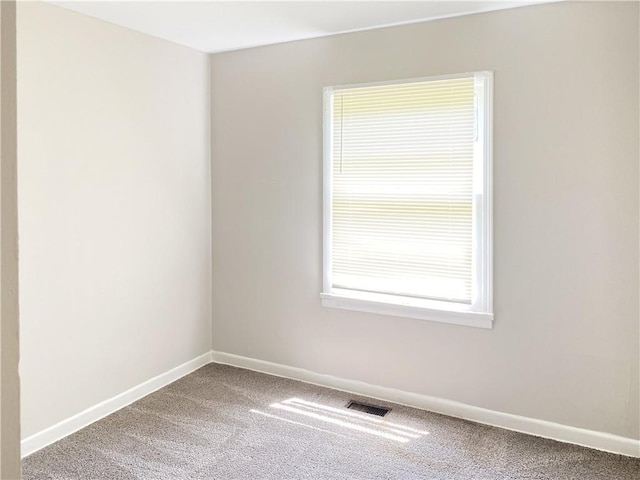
[{"x1": 346, "y1": 401, "x2": 390, "y2": 417}]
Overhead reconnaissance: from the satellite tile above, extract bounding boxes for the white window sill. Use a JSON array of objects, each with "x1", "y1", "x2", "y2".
[{"x1": 320, "y1": 291, "x2": 493, "y2": 329}]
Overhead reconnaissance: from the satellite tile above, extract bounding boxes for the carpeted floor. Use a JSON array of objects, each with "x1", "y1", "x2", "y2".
[{"x1": 23, "y1": 363, "x2": 640, "y2": 479}]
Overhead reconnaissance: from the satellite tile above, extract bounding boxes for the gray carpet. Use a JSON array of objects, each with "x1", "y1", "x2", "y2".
[{"x1": 23, "y1": 364, "x2": 640, "y2": 479}]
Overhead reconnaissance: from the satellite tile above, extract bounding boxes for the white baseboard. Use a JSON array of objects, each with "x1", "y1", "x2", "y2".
[
  {"x1": 211, "y1": 350, "x2": 640, "y2": 458},
  {"x1": 21, "y1": 351, "x2": 213, "y2": 458},
  {"x1": 22, "y1": 349, "x2": 639, "y2": 460}
]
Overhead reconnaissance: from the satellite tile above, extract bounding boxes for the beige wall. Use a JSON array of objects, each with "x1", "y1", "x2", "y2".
[
  {"x1": 18, "y1": 2, "x2": 211, "y2": 438},
  {"x1": 0, "y1": 0, "x2": 20, "y2": 477},
  {"x1": 210, "y1": 1, "x2": 640, "y2": 439}
]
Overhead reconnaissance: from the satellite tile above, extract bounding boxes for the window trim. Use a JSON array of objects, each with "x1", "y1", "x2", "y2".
[{"x1": 322, "y1": 72, "x2": 494, "y2": 329}]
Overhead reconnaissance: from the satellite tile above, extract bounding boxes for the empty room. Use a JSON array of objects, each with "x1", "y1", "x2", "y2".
[{"x1": 0, "y1": 0, "x2": 638, "y2": 478}]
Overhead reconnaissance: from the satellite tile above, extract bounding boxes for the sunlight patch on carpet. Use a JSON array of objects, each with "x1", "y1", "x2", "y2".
[{"x1": 260, "y1": 397, "x2": 429, "y2": 443}]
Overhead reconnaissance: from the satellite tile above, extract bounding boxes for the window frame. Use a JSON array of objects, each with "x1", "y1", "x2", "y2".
[{"x1": 321, "y1": 72, "x2": 494, "y2": 329}]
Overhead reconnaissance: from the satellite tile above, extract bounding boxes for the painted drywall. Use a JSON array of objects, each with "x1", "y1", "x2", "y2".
[
  {"x1": 210, "y1": 1, "x2": 640, "y2": 440},
  {"x1": 0, "y1": 0, "x2": 21, "y2": 477},
  {"x1": 18, "y1": 2, "x2": 211, "y2": 439}
]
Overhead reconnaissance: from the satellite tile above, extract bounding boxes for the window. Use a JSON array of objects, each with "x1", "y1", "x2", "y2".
[{"x1": 321, "y1": 72, "x2": 493, "y2": 328}]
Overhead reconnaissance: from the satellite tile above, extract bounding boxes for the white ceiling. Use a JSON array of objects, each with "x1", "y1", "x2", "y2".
[{"x1": 49, "y1": 1, "x2": 551, "y2": 53}]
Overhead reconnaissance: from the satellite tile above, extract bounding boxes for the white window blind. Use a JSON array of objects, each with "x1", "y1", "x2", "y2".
[{"x1": 323, "y1": 72, "x2": 493, "y2": 323}]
